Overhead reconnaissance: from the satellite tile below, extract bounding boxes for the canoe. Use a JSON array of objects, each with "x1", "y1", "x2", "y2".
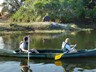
[{"x1": 0, "y1": 49, "x2": 96, "y2": 59}]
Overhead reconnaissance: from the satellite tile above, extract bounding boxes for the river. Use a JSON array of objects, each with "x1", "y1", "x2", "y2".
[{"x1": 0, "y1": 30, "x2": 96, "y2": 72}]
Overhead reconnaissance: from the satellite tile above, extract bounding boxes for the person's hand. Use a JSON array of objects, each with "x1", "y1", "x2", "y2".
[
  {"x1": 28, "y1": 52, "x2": 31, "y2": 53},
  {"x1": 25, "y1": 50, "x2": 29, "y2": 53},
  {"x1": 74, "y1": 44, "x2": 77, "y2": 47}
]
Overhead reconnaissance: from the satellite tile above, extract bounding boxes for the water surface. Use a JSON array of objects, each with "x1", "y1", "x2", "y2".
[{"x1": 0, "y1": 30, "x2": 96, "y2": 72}]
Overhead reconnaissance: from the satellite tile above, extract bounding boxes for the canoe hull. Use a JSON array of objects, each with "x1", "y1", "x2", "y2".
[{"x1": 0, "y1": 49, "x2": 96, "y2": 59}]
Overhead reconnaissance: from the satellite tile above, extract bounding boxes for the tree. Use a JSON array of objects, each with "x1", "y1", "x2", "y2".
[
  {"x1": 11, "y1": 0, "x2": 96, "y2": 22},
  {"x1": 5, "y1": 0, "x2": 25, "y2": 13}
]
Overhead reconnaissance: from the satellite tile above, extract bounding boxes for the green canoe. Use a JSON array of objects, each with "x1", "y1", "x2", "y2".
[{"x1": 0, "y1": 49, "x2": 96, "y2": 59}]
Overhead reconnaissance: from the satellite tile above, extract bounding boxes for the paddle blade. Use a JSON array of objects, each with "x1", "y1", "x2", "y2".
[{"x1": 55, "y1": 53, "x2": 63, "y2": 60}]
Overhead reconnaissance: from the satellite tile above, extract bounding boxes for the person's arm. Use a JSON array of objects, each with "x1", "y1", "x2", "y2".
[
  {"x1": 70, "y1": 44, "x2": 77, "y2": 48},
  {"x1": 61, "y1": 42, "x2": 66, "y2": 49},
  {"x1": 65, "y1": 44, "x2": 72, "y2": 51},
  {"x1": 21, "y1": 48, "x2": 28, "y2": 53}
]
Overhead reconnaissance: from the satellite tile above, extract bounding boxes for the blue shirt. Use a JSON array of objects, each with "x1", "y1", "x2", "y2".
[{"x1": 62, "y1": 42, "x2": 71, "y2": 52}]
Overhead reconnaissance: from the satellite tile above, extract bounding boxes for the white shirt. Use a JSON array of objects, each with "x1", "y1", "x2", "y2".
[{"x1": 19, "y1": 42, "x2": 24, "y2": 50}]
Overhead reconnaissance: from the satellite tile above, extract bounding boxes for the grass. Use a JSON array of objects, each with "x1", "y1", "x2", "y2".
[
  {"x1": 0, "y1": 22, "x2": 65, "y2": 34},
  {"x1": 0, "y1": 30, "x2": 65, "y2": 35},
  {"x1": 0, "y1": 22, "x2": 92, "y2": 35}
]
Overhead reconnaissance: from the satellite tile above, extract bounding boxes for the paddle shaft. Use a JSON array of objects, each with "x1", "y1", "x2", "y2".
[
  {"x1": 28, "y1": 35, "x2": 30, "y2": 67},
  {"x1": 71, "y1": 44, "x2": 77, "y2": 50}
]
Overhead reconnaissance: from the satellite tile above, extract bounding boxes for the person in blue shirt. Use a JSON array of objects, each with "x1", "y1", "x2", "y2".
[{"x1": 62, "y1": 38, "x2": 77, "y2": 53}]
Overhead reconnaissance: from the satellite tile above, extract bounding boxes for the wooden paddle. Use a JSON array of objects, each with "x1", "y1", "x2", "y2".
[{"x1": 55, "y1": 44, "x2": 76, "y2": 60}]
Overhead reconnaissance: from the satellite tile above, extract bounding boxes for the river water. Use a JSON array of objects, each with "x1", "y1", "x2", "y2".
[{"x1": 0, "y1": 30, "x2": 96, "y2": 72}]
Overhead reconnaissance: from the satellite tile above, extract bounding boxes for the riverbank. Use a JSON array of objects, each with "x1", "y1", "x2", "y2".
[
  {"x1": 0, "y1": 21, "x2": 93, "y2": 34},
  {"x1": 0, "y1": 22, "x2": 65, "y2": 34},
  {"x1": 0, "y1": 30, "x2": 65, "y2": 35}
]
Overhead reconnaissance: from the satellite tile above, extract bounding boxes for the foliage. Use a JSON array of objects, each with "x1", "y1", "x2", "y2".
[{"x1": 11, "y1": 0, "x2": 96, "y2": 22}]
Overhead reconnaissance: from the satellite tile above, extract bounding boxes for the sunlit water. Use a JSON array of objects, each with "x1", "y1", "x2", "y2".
[{"x1": 0, "y1": 30, "x2": 96, "y2": 72}]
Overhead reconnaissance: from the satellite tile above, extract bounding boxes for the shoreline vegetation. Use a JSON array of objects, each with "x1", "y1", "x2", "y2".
[
  {"x1": 0, "y1": 21, "x2": 93, "y2": 35},
  {"x1": 0, "y1": 0, "x2": 95, "y2": 35}
]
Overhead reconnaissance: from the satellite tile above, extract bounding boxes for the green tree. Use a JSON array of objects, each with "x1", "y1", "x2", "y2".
[{"x1": 11, "y1": 0, "x2": 96, "y2": 22}]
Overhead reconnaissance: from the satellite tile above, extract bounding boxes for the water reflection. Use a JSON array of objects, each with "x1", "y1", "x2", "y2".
[
  {"x1": 25, "y1": 58, "x2": 96, "y2": 72},
  {"x1": 54, "y1": 58, "x2": 96, "y2": 72},
  {"x1": 0, "y1": 57, "x2": 96, "y2": 72},
  {"x1": 0, "y1": 30, "x2": 96, "y2": 50},
  {"x1": 20, "y1": 59, "x2": 64, "y2": 72},
  {"x1": 0, "y1": 36, "x2": 4, "y2": 49},
  {"x1": 55, "y1": 61, "x2": 77, "y2": 72},
  {"x1": 0, "y1": 30, "x2": 96, "y2": 72},
  {"x1": 20, "y1": 59, "x2": 32, "y2": 72},
  {"x1": 59, "y1": 58, "x2": 96, "y2": 72}
]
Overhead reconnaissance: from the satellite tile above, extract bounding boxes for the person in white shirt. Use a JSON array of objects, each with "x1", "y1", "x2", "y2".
[
  {"x1": 62, "y1": 38, "x2": 77, "y2": 53},
  {"x1": 20, "y1": 36, "x2": 39, "y2": 53}
]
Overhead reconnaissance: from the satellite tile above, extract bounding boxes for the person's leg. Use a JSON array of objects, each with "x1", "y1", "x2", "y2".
[
  {"x1": 69, "y1": 48, "x2": 77, "y2": 53},
  {"x1": 31, "y1": 48, "x2": 39, "y2": 53}
]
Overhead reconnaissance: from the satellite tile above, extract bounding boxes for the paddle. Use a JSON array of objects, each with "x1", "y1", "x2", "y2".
[
  {"x1": 55, "y1": 53, "x2": 64, "y2": 60},
  {"x1": 55, "y1": 44, "x2": 77, "y2": 60},
  {"x1": 28, "y1": 35, "x2": 30, "y2": 66}
]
